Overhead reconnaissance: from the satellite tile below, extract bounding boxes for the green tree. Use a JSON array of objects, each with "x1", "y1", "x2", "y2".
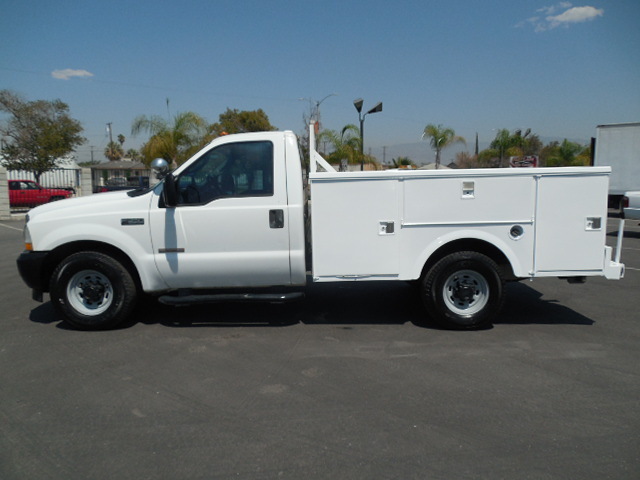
[
  {"x1": 476, "y1": 148, "x2": 501, "y2": 168},
  {"x1": 481, "y1": 128, "x2": 543, "y2": 167},
  {"x1": 391, "y1": 156, "x2": 416, "y2": 168},
  {"x1": 125, "y1": 148, "x2": 143, "y2": 161},
  {"x1": 207, "y1": 108, "x2": 276, "y2": 139},
  {"x1": 512, "y1": 128, "x2": 542, "y2": 155},
  {"x1": 575, "y1": 144, "x2": 592, "y2": 166},
  {"x1": 542, "y1": 139, "x2": 587, "y2": 166},
  {"x1": 490, "y1": 128, "x2": 512, "y2": 165},
  {"x1": 131, "y1": 111, "x2": 207, "y2": 166},
  {"x1": 422, "y1": 124, "x2": 466, "y2": 169},
  {"x1": 0, "y1": 90, "x2": 85, "y2": 182},
  {"x1": 491, "y1": 128, "x2": 534, "y2": 165},
  {"x1": 78, "y1": 160, "x2": 101, "y2": 167},
  {"x1": 104, "y1": 141, "x2": 124, "y2": 161}
]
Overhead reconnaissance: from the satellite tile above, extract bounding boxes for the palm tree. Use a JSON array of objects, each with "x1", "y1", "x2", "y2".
[
  {"x1": 131, "y1": 111, "x2": 207, "y2": 166},
  {"x1": 318, "y1": 124, "x2": 363, "y2": 171},
  {"x1": 104, "y1": 141, "x2": 124, "y2": 161},
  {"x1": 126, "y1": 149, "x2": 142, "y2": 161},
  {"x1": 490, "y1": 128, "x2": 541, "y2": 165},
  {"x1": 422, "y1": 124, "x2": 466, "y2": 169}
]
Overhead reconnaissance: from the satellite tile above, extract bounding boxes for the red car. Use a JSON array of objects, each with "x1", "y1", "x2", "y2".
[{"x1": 8, "y1": 180, "x2": 73, "y2": 208}]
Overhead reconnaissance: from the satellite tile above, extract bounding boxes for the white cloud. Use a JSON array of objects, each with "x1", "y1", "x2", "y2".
[
  {"x1": 520, "y1": 3, "x2": 604, "y2": 32},
  {"x1": 537, "y1": 2, "x2": 573, "y2": 16},
  {"x1": 51, "y1": 69, "x2": 94, "y2": 80},
  {"x1": 547, "y1": 6, "x2": 604, "y2": 28}
]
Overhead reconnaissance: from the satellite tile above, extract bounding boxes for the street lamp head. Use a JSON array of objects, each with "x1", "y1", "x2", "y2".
[
  {"x1": 353, "y1": 99, "x2": 383, "y2": 171},
  {"x1": 318, "y1": 93, "x2": 337, "y2": 106},
  {"x1": 367, "y1": 102, "x2": 383, "y2": 115}
]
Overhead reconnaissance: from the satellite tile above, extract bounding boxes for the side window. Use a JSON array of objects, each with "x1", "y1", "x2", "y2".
[{"x1": 176, "y1": 141, "x2": 274, "y2": 205}]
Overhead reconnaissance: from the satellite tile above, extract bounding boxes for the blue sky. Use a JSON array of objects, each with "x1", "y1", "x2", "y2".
[{"x1": 1, "y1": 0, "x2": 639, "y2": 164}]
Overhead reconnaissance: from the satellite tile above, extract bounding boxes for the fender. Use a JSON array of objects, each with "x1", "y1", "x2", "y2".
[
  {"x1": 42, "y1": 224, "x2": 167, "y2": 292},
  {"x1": 405, "y1": 227, "x2": 531, "y2": 280},
  {"x1": 26, "y1": 191, "x2": 168, "y2": 292}
]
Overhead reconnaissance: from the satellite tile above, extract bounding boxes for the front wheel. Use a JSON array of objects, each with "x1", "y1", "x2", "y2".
[
  {"x1": 50, "y1": 252, "x2": 138, "y2": 330},
  {"x1": 421, "y1": 251, "x2": 505, "y2": 330}
]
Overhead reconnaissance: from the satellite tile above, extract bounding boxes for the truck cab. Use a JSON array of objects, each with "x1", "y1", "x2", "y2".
[
  {"x1": 147, "y1": 131, "x2": 306, "y2": 289},
  {"x1": 17, "y1": 131, "x2": 307, "y2": 330}
]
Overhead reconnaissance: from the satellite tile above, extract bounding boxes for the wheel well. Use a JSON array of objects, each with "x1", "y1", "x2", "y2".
[
  {"x1": 42, "y1": 241, "x2": 142, "y2": 293},
  {"x1": 420, "y1": 239, "x2": 516, "y2": 281}
]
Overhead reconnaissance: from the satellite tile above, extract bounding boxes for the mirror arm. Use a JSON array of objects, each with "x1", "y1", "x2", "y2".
[{"x1": 163, "y1": 173, "x2": 178, "y2": 207}]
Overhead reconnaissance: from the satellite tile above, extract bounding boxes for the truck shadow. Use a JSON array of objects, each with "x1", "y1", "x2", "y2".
[
  {"x1": 28, "y1": 281, "x2": 594, "y2": 330},
  {"x1": 138, "y1": 282, "x2": 423, "y2": 329},
  {"x1": 616, "y1": 229, "x2": 640, "y2": 239},
  {"x1": 137, "y1": 281, "x2": 593, "y2": 329},
  {"x1": 496, "y1": 282, "x2": 594, "y2": 326}
]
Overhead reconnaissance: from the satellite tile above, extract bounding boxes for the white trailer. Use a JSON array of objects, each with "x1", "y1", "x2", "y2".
[{"x1": 593, "y1": 122, "x2": 640, "y2": 209}]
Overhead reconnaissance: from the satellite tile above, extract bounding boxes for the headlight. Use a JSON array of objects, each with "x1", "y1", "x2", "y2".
[{"x1": 23, "y1": 224, "x2": 33, "y2": 251}]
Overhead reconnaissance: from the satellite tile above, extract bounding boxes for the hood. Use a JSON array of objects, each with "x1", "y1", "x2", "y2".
[{"x1": 28, "y1": 188, "x2": 156, "y2": 221}]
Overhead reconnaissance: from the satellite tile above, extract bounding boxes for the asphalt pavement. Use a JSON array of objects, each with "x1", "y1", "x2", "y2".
[{"x1": 0, "y1": 216, "x2": 639, "y2": 480}]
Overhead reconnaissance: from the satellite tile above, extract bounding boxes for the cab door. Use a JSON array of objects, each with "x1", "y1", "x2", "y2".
[{"x1": 148, "y1": 138, "x2": 292, "y2": 289}]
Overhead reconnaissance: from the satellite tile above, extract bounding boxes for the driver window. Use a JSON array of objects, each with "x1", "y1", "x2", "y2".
[{"x1": 176, "y1": 141, "x2": 274, "y2": 205}]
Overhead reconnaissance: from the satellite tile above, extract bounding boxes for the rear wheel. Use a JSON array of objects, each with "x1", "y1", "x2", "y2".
[
  {"x1": 421, "y1": 251, "x2": 505, "y2": 329},
  {"x1": 50, "y1": 252, "x2": 137, "y2": 330}
]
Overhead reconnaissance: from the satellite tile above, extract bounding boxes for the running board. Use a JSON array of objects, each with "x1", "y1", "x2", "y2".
[{"x1": 158, "y1": 292, "x2": 304, "y2": 306}]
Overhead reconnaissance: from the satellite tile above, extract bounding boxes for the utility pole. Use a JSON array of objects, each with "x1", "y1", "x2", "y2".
[
  {"x1": 106, "y1": 122, "x2": 113, "y2": 144},
  {"x1": 90, "y1": 146, "x2": 95, "y2": 163}
]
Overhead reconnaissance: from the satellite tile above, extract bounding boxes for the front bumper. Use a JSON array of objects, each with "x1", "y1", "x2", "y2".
[{"x1": 16, "y1": 251, "x2": 50, "y2": 300}]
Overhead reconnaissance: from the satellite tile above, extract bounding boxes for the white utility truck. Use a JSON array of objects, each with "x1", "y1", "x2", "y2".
[
  {"x1": 17, "y1": 124, "x2": 625, "y2": 330},
  {"x1": 593, "y1": 122, "x2": 640, "y2": 210}
]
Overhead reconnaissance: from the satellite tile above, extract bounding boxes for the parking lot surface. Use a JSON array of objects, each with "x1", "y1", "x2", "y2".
[{"x1": 1, "y1": 216, "x2": 639, "y2": 480}]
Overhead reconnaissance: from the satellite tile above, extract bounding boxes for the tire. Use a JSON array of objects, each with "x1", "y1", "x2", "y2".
[
  {"x1": 50, "y1": 252, "x2": 138, "y2": 330},
  {"x1": 421, "y1": 251, "x2": 505, "y2": 330}
]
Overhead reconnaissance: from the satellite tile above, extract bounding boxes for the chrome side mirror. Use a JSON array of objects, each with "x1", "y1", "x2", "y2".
[{"x1": 151, "y1": 158, "x2": 170, "y2": 179}]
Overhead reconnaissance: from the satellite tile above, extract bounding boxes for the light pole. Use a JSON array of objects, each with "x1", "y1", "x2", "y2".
[
  {"x1": 314, "y1": 93, "x2": 336, "y2": 124},
  {"x1": 300, "y1": 94, "x2": 336, "y2": 129},
  {"x1": 353, "y1": 98, "x2": 382, "y2": 171}
]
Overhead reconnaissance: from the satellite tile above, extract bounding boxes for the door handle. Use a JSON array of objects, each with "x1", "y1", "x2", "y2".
[{"x1": 269, "y1": 209, "x2": 284, "y2": 229}]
